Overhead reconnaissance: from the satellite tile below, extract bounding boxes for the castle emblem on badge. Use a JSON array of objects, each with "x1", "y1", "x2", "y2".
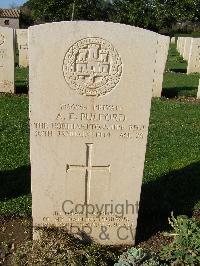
[
  {"x1": 63, "y1": 37, "x2": 122, "y2": 97},
  {"x1": 0, "y1": 33, "x2": 5, "y2": 46}
]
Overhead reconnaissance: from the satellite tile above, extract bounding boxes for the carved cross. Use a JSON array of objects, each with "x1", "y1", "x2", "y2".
[{"x1": 66, "y1": 143, "x2": 110, "y2": 205}]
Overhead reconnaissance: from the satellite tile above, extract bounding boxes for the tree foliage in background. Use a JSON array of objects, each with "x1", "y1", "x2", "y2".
[
  {"x1": 20, "y1": 0, "x2": 200, "y2": 33},
  {"x1": 23, "y1": 0, "x2": 110, "y2": 22},
  {"x1": 20, "y1": 5, "x2": 34, "y2": 28},
  {"x1": 109, "y1": 0, "x2": 151, "y2": 28},
  {"x1": 151, "y1": 0, "x2": 200, "y2": 31}
]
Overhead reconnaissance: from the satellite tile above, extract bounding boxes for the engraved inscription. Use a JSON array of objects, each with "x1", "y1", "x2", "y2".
[
  {"x1": 32, "y1": 103, "x2": 146, "y2": 140},
  {"x1": 0, "y1": 33, "x2": 5, "y2": 46},
  {"x1": 19, "y1": 44, "x2": 28, "y2": 50},
  {"x1": 0, "y1": 49, "x2": 5, "y2": 67},
  {"x1": 66, "y1": 143, "x2": 110, "y2": 205},
  {"x1": 42, "y1": 213, "x2": 134, "y2": 228},
  {"x1": 63, "y1": 37, "x2": 122, "y2": 97},
  {"x1": 36, "y1": 213, "x2": 136, "y2": 241}
]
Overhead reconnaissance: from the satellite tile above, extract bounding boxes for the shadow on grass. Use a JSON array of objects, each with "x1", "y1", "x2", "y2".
[
  {"x1": 0, "y1": 165, "x2": 30, "y2": 200},
  {"x1": 15, "y1": 84, "x2": 29, "y2": 94},
  {"x1": 136, "y1": 161, "x2": 200, "y2": 243},
  {"x1": 1, "y1": 162, "x2": 199, "y2": 243},
  {"x1": 162, "y1": 86, "x2": 197, "y2": 98},
  {"x1": 169, "y1": 68, "x2": 187, "y2": 74}
]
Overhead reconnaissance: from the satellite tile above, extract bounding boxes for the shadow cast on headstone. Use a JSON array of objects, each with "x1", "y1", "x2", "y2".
[
  {"x1": 161, "y1": 86, "x2": 197, "y2": 98},
  {"x1": 0, "y1": 165, "x2": 30, "y2": 200},
  {"x1": 136, "y1": 161, "x2": 200, "y2": 243},
  {"x1": 15, "y1": 84, "x2": 29, "y2": 94}
]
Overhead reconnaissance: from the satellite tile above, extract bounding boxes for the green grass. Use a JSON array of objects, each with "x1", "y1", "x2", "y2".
[
  {"x1": 139, "y1": 99, "x2": 200, "y2": 240},
  {"x1": 0, "y1": 94, "x2": 30, "y2": 216},
  {"x1": 0, "y1": 95, "x2": 29, "y2": 169},
  {"x1": 145, "y1": 99, "x2": 200, "y2": 181},
  {"x1": 15, "y1": 67, "x2": 29, "y2": 93},
  {"x1": 165, "y1": 43, "x2": 188, "y2": 72},
  {"x1": 163, "y1": 72, "x2": 200, "y2": 97},
  {"x1": 0, "y1": 196, "x2": 31, "y2": 216},
  {"x1": 143, "y1": 99, "x2": 200, "y2": 211},
  {"x1": 174, "y1": 32, "x2": 200, "y2": 38},
  {"x1": 163, "y1": 44, "x2": 200, "y2": 97}
]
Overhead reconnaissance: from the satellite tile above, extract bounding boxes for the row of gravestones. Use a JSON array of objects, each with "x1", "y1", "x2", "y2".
[
  {"x1": 0, "y1": 24, "x2": 169, "y2": 98},
  {"x1": 16, "y1": 29, "x2": 28, "y2": 68},
  {"x1": 2, "y1": 21, "x2": 198, "y2": 245},
  {"x1": 0, "y1": 26, "x2": 28, "y2": 93},
  {"x1": 177, "y1": 37, "x2": 200, "y2": 99},
  {"x1": 177, "y1": 37, "x2": 200, "y2": 74}
]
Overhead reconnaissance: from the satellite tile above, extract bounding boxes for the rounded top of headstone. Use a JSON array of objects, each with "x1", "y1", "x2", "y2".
[{"x1": 29, "y1": 21, "x2": 159, "y2": 38}]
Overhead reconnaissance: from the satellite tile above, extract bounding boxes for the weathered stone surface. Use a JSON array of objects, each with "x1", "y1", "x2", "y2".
[
  {"x1": 171, "y1": 37, "x2": 175, "y2": 44},
  {"x1": 177, "y1": 37, "x2": 180, "y2": 52},
  {"x1": 177, "y1": 37, "x2": 181, "y2": 54},
  {"x1": 16, "y1": 29, "x2": 28, "y2": 68},
  {"x1": 197, "y1": 79, "x2": 200, "y2": 99},
  {"x1": 180, "y1": 37, "x2": 186, "y2": 56},
  {"x1": 29, "y1": 21, "x2": 158, "y2": 245},
  {"x1": 187, "y1": 38, "x2": 200, "y2": 74},
  {"x1": 177, "y1": 37, "x2": 186, "y2": 57},
  {"x1": 183, "y1": 37, "x2": 192, "y2": 61},
  {"x1": 0, "y1": 26, "x2": 15, "y2": 93},
  {"x1": 177, "y1": 37, "x2": 183, "y2": 54},
  {"x1": 152, "y1": 35, "x2": 170, "y2": 97},
  {"x1": 177, "y1": 37, "x2": 185, "y2": 55}
]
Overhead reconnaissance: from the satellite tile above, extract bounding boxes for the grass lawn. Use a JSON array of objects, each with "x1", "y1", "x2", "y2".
[
  {"x1": 163, "y1": 43, "x2": 200, "y2": 97},
  {"x1": 0, "y1": 43, "x2": 200, "y2": 263},
  {"x1": 15, "y1": 67, "x2": 29, "y2": 94}
]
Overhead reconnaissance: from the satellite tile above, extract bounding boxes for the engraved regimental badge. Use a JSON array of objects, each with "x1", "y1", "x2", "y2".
[
  {"x1": 63, "y1": 37, "x2": 122, "y2": 97},
  {"x1": 0, "y1": 33, "x2": 5, "y2": 46}
]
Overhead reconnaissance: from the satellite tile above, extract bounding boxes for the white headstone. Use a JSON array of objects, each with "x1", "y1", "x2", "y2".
[
  {"x1": 197, "y1": 79, "x2": 200, "y2": 99},
  {"x1": 178, "y1": 37, "x2": 182, "y2": 53},
  {"x1": 171, "y1": 37, "x2": 175, "y2": 44},
  {"x1": 177, "y1": 37, "x2": 180, "y2": 52},
  {"x1": 180, "y1": 37, "x2": 186, "y2": 56},
  {"x1": 187, "y1": 38, "x2": 200, "y2": 74},
  {"x1": 152, "y1": 35, "x2": 170, "y2": 97},
  {"x1": 0, "y1": 26, "x2": 15, "y2": 93},
  {"x1": 183, "y1": 37, "x2": 192, "y2": 61},
  {"x1": 16, "y1": 29, "x2": 28, "y2": 68},
  {"x1": 29, "y1": 21, "x2": 158, "y2": 245}
]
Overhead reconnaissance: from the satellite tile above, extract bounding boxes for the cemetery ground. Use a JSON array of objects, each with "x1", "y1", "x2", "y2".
[{"x1": 0, "y1": 43, "x2": 200, "y2": 265}]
